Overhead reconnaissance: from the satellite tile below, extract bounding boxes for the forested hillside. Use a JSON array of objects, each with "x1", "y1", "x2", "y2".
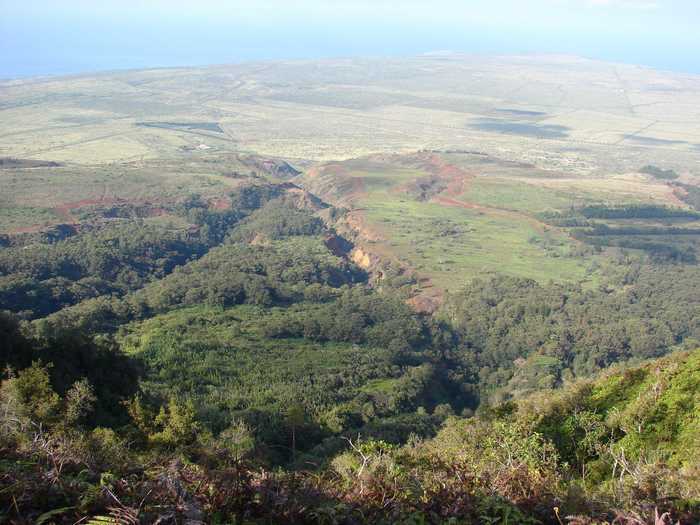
[{"x1": 1, "y1": 170, "x2": 698, "y2": 523}]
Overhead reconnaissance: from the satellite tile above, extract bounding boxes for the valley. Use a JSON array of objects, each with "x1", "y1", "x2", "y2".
[
  {"x1": 2, "y1": 56, "x2": 699, "y2": 310},
  {"x1": 1, "y1": 55, "x2": 699, "y2": 524}
]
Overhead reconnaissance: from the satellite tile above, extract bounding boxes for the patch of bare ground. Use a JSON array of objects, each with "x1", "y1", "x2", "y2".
[
  {"x1": 209, "y1": 196, "x2": 232, "y2": 210},
  {"x1": 53, "y1": 198, "x2": 119, "y2": 224},
  {"x1": 406, "y1": 285, "x2": 445, "y2": 314},
  {"x1": 7, "y1": 224, "x2": 51, "y2": 235}
]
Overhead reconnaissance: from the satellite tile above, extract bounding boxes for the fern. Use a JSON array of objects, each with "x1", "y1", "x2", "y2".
[
  {"x1": 86, "y1": 505, "x2": 139, "y2": 525},
  {"x1": 35, "y1": 506, "x2": 75, "y2": 525}
]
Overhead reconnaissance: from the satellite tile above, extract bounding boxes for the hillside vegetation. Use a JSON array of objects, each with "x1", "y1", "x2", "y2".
[
  {"x1": 0, "y1": 173, "x2": 698, "y2": 523},
  {"x1": 2, "y1": 320, "x2": 698, "y2": 523},
  {"x1": 2, "y1": 57, "x2": 700, "y2": 523}
]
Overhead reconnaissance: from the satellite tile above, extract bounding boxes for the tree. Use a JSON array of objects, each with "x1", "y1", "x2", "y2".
[
  {"x1": 63, "y1": 378, "x2": 96, "y2": 428},
  {"x1": 0, "y1": 362, "x2": 61, "y2": 436},
  {"x1": 217, "y1": 419, "x2": 255, "y2": 462},
  {"x1": 285, "y1": 402, "x2": 306, "y2": 461},
  {"x1": 149, "y1": 397, "x2": 200, "y2": 449}
]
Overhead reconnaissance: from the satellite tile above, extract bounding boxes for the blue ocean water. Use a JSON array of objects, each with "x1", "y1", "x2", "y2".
[{"x1": 1, "y1": 8, "x2": 698, "y2": 79}]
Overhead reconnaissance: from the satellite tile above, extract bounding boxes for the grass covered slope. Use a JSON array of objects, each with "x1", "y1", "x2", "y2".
[
  {"x1": 305, "y1": 152, "x2": 694, "y2": 307},
  {"x1": 527, "y1": 348, "x2": 700, "y2": 479},
  {"x1": 362, "y1": 193, "x2": 595, "y2": 289},
  {"x1": 331, "y1": 348, "x2": 700, "y2": 523}
]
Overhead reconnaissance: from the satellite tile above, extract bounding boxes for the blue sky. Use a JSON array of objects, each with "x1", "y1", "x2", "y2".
[{"x1": 1, "y1": 0, "x2": 698, "y2": 78}]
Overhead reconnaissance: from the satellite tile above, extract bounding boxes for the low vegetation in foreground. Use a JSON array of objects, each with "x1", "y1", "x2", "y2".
[{"x1": 1, "y1": 337, "x2": 698, "y2": 524}]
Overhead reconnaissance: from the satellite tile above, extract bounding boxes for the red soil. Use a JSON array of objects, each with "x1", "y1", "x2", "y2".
[{"x1": 209, "y1": 197, "x2": 231, "y2": 210}]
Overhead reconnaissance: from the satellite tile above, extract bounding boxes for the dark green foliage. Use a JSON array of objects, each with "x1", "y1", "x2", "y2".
[
  {"x1": 0, "y1": 311, "x2": 33, "y2": 368},
  {"x1": 0, "y1": 322, "x2": 138, "y2": 427},
  {"x1": 140, "y1": 236, "x2": 360, "y2": 310},
  {"x1": 0, "y1": 183, "x2": 296, "y2": 320},
  {"x1": 440, "y1": 267, "x2": 700, "y2": 403},
  {"x1": 227, "y1": 196, "x2": 325, "y2": 242},
  {"x1": 3, "y1": 352, "x2": 698, "y2": 524},
  {"x1": 0, "y1": 223, "x2": 202, "y2": 283},
  {"x1": 29, "y1": 330, "x2": 139, "y2": 426},
  {"x1": 35, "y1": 235, "x2": 364, "y2": 334},
  {"x1": 584, "y1": 223, "x2": 700, "y2": 236},
  {"x1": 227, "y1": 182, "x2": 287, "y2": 213},
  {"x1": 576, "y1": 234, "x2": 698, "y2": 263},
  {"x1": 577, "y1": 204, "x2": 699, "y2": 220},
  {"x1": 0, "y1": 222, "x2": 208, "y2": 319},
  {"x1": 175, "y1": 184, "x2": 289, "y2": 245},
  {"x1": 119, "y1": 303, "x2": 447, "y2": 464},
  {"x1": 639, "y1": 165, "x2": 680, "y2": 180},
  {"x1": 675, "y1": 182, "x2": 700, "y2": 211},
  {"x1": 539, "y1": 202, "x2": 700, "y2": 262},
  {"x1": 540, "y1": 203, "x2": 700, "y2": 228},
  {"x1": 261, "y1": 286, "x2": 424, "y2": 352}
]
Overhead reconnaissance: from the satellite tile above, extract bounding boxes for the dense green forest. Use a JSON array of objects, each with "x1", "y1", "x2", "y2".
[{"x1": 1, "y1": 181, "x2": 699, "y2": 523}]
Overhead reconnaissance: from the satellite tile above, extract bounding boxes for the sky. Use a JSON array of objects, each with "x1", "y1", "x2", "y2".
[{"x1": 1, "y1": 0, "x2": 699, "y2": 78}]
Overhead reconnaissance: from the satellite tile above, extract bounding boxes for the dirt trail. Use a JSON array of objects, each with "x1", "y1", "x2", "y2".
[
  {"x1": 417, "y1": 152, "x2": 550, "y2": 235},
  {"x1": 432, "y1": 194, "x2": 548, "y2": 235},
  {"x1": 6, "y1": 225, "x2": 46, "y2": 235},
  {"x1": 53, "y1": 197, "x2": 118, "y2": 224},
  {"x1": 432, "y1": 182, "x2": 585, "y2": 247}
]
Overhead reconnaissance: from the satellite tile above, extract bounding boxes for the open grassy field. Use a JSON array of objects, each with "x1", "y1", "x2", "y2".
[
  {"x1": 364, "y1": 193, "x2": 596, "y2": 289},
  {"x1": 303, "y1": 154, "x2": 593, "y2": 297}
]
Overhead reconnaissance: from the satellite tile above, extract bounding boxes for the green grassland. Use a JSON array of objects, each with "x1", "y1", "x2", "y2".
[
  {"x1": 304, "y1": 157, "x2": 605, "y2": 292},
  {"x1": 364, "y1": 192, "x2": 598, "y2": 289},
  {"x1": 303, "y1": 148, "x2": 700, "y2": 296},
  {"x1": 459, "y1": 177, "x2": 578, "y2": 213},
  {"x1": 452, "y1": 174, "x2": 662, "y2": 214},
  {"x1": 0, "y1": 205, "x2": 57, "y2": 232}
]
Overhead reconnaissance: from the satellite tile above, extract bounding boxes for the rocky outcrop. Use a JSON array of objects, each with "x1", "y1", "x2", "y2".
[
  {"x1": 239, "y1": 155, "x2": 301, "y2": 178},
  {"x1": 350, "y1": 247, "x2": 373, "y2": 269}
]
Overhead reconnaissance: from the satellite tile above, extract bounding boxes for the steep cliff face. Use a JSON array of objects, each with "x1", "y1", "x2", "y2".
[
  {"x1": 238, "y1": 155, "x2": 301, "y2": 178},
  {"x1": 350, "y1": 246, "x2": 373, "y2": 269},
  {"x1": 300, "y1": 155, "x2": 455, "y2": 313},
  {"x1": 338, "y1": 218, "x2": 440, "y2": 313},
  {"x1": 283, "y1": 184, "x2": 329, "y2": 211}
]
